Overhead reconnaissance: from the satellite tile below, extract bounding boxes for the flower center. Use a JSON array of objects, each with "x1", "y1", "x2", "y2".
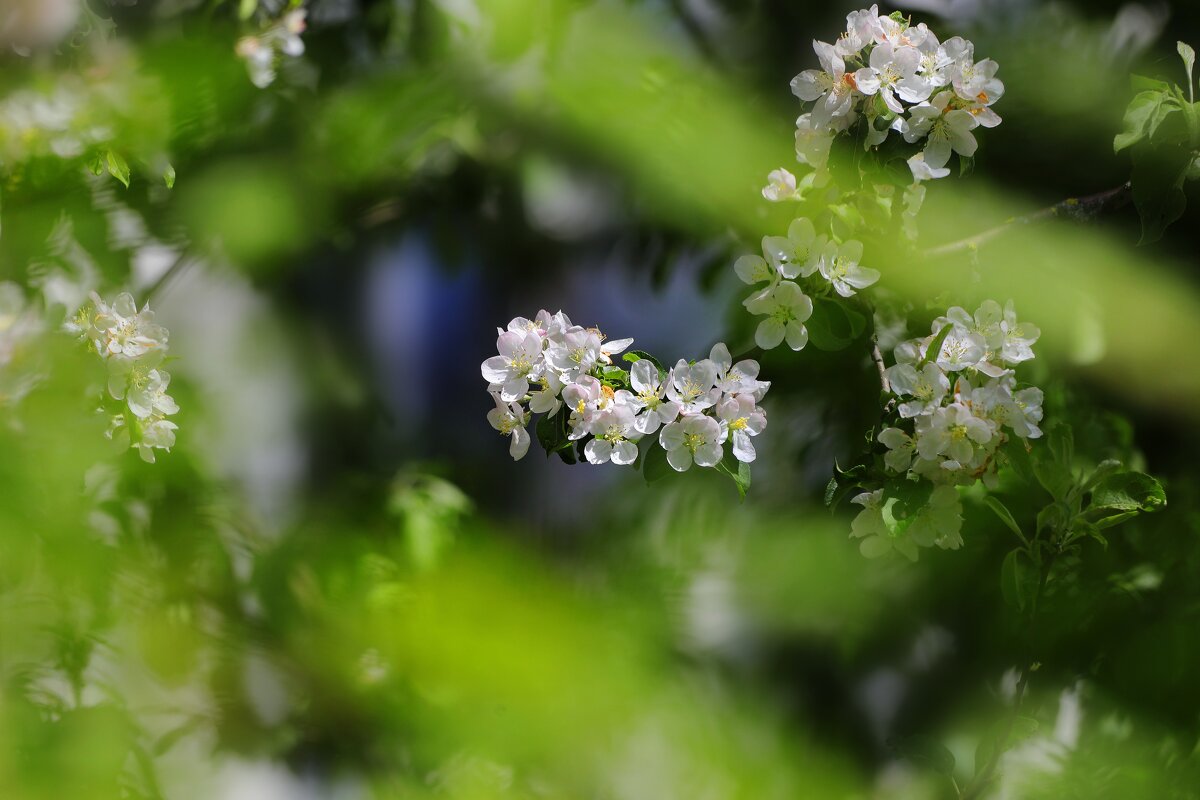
[
  {"x1": 510, "y1": 354, "x2": 533, "y2": 376},
  {"x1": 603, "y1": 424, "x2": 626, "y2": 442},
  {"x1": 729, "y1": 417, "x2": 748, "y2": 431},
  {"x1": 683, "y1": 432, "x2": 705, "y2": 452}
]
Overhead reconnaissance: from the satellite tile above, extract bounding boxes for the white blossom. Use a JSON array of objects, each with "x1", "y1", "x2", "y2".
[
  {"x1": 90, "y1": 292, "x2": 169, "y2": 360},
  {"x1": 717, "y1": 394, "x2": 767, "y2": 463},
  {"x1": 791, "y1": 41, "x2": 858, "y2": 127},
  {"x1": 854, "y1": 43, "x2": 929, "y2": 114},
  {"x1": 901, "y1": 91, "x2": 979, "y2": 169},
  {"x1": 743, "y1": 281, "x2": 813, "y2": 351},
  {"x1": 487, "y1": 394, "x2": 531, "y2": 461},
  {"x1": 629, "y1": 359, "x2": 679, "y2": 435},
  {"x1": 763, "y1": 217, "x2": 826, "y2": 280},
  {"x1": 887, "y1": 361, "x2": 951, "y2": 418},
  {"x1": 659, "y1": 414, "x2": 725, "y2": 472},
  {"x1": 879, "y1": 427, "x2": 917, "y2": 473},
  {"x1": 666, "y1": 359, "x2": 719, "y2": 415},
  {"x1": 762, "y1": 168, "x2": 799, "y2": 201},
  {"x1": 584, "y1": 405, "x2": 640, "y2": 465},
  {"x1": 709, "y1": 342, "x2": 770, "y2": 401},
  {"x1": 817, "y1": 239, "x2": 880, "y2": 297},
  {"x1": 482, "y1": 329, "x2": 544, "y2": 402}
]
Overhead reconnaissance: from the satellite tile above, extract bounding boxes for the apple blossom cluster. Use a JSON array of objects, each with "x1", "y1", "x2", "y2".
[
  {"x1": 768, "y1": 6, "x2": 1003, "y2": 193},
  {"x1": 733, "y1": 218, "x2": 879, "y2": 350},
  {"x1": 849, "y1": 300, "x2": 1043, "y2": 560},
  {"x1": 482, "y1": 311, "x2": 771, "y2": 472},
  {"x1": 236, "y1": 8, "x2": 307, "y2": 88},
  {"x1": 68, "y1": 292, "x2": 180, "y2": 463}
]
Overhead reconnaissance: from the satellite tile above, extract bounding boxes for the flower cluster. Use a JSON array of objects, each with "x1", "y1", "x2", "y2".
[
  {"x1": 850, "y1": 300, "x2": 1042, "y2": 559},
  {"x1": 69, "y1": 292, "x2": 180, "y2": 463},
  {"x1": 482, "y1": 311, "x2": 771, "y2": 472},
  {"x1": 783, "y1": 6, "x2": 1002, "y2": 186},
  {"x1": 733, "y1": 218, "x2": 879, "y2": 350},
  {"x1": 236, "y1": 9, "x2": 307, "y2": 88}
]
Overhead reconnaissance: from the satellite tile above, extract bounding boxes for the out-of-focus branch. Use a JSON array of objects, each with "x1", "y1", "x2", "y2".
[
  {"x1": 924, "y1": 182, "x2": 1132, "y2": 260},
  {"x1": 666, "y1": 0, "x2": 725, "y2": 68}
]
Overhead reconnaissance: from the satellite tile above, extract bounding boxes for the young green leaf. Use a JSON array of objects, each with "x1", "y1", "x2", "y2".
[
  {"x1": 919, "y1": 322, "x2": 954, "y2": 368},
  {"x1": 1090, "y1": 471, "x2": 1166, "y2": 513},
  {"x1": 105, "y1": 150, "x2": 131, "y2": 188},
  {"x1": 983, "y1": 496, "x2": 1026, "y2": 545},
  {"x1": 163, "y1": 164, "x2": 176, "y2": 189},
  {"x1": 1114, "y1": 91, "x2": 1176, "y2": 152},
  {"x1": 1179, "y1": 42, "x2": 1196, "y2": 102},
  {"x1": 1000, "y1": 549, "x2": 1038, "y2": 611}
]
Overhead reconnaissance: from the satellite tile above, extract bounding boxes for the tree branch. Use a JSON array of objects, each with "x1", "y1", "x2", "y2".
[
  {"x1": 924, "y1": 182, "x2": 1131, "y2": 260},
  {"x1": 871, "y1": 341, "x2": 890, "y2": 395}
]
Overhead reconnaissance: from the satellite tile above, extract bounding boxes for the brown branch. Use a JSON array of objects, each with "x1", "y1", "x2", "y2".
[{"x1": 924, "y1": 182, "x2": 1132, "y2": 260}]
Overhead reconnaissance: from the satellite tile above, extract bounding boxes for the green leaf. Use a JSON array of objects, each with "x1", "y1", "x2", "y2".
[
  {"x1": 238, "y1": 0, "x2": 259, "y2": 20},
  {"x1": 642, "y1": 442, "x2": 672, "y2": 484},
  {"x1": 623, "y1": 350, "x2": 665, "y2": 374},
  {"x1": 1179, "y1": 42, "x2": 1196, "y2": 94},
  {"x1": 983, "y1": 496, "x2": 1026, "y2": 544},
  {"x1": 105, "y1": 150, "x2": 131, "y2": 188},
  {"x1": 1131, "y1": 75, "x2": 1173, "y2": 93},
  {"x1": 1114, "y1": 90, "x2": 1176, "y2": 152},
  {"x1": 1037, "y1": 502, "x2": 1068, "y2": 537},
  {"x1": 163, "y1": 163, "x2": 176, "y2": 189},
  {"x1": 1031, "y1": 426, "x2": 1074, "y2": 500},
  {"x1": 1000, "y1": 549, "x2": 1038, "y2": 611},
  {"x1": 806, "y1": 298, "x2": 867, "y2": 351},
  {"x1": 891, "y1": 735, "x2": 956, "y2": 776},
  {"x1": 1131, "y1": 137, "x2": 1192, "y2": 244},
  {"x1": 1092, "y1": 510, "x2": 1139, "y2": 530},
  {"x1": 736, "y1": 460, "x2": 751, "y2": 501},
  {"x1": 536, "y1": 413, "x2": 560, "y2": 457},
  {"x1": 1083, "y1": 459, "x2": 1122, "y2": 492},
  {"x1": 1090, "y1": 471, "x2": 1166, "y2": 513},
  {"x1": 599, "y1": 365, "x2": 629, "y2": 385},
  {"x1": 86, "y1": 152, "x2": 105, "y2": 176},
  {"x1": 919, "y1": 322, "x2": 954, "y2": 368}
]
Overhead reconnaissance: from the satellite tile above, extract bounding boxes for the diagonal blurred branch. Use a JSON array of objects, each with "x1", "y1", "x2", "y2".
[
  {"x1": 666, "y1": 0, "x2": 725, "y2": 68},
  {"x1": 924, "y1": 182, "x2": 1132, "y2": 260}
]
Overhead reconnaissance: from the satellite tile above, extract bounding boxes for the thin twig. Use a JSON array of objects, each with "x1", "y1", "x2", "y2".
[
  {"x1": 145, "y1": 249, "x2": 192, "y2": 303},
  {"x1": 924, "y1": 182, "x2": 1132, "y2": 260}
]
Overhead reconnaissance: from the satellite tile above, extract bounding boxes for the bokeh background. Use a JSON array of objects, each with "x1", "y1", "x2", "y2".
[{"x1": 2, "y1": 0, "x2": 1200, "y2": 797}]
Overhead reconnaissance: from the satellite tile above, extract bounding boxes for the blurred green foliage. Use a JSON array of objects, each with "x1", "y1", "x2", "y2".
[{"x1": 1, "y1": 1, "x2": 1200, "y2": 799}]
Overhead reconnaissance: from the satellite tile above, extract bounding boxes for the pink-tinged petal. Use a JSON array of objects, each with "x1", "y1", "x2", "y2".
[{"x1": 482, "y1": 356, "x2": 510, "y2": 383}]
